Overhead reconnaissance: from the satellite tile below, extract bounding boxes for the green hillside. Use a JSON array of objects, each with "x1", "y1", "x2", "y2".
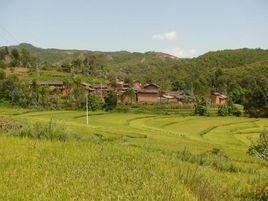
[
  {"x1": 6, "y1": 43, "x2": 179, "y2": 67},
  {"x1": 1, "y1": 43, "x2": 267, "y2": 101}
]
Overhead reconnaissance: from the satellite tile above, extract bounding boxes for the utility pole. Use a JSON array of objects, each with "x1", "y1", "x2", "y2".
[{"x1": 86, "y1": 93, "x2": 89, "y2": 126}]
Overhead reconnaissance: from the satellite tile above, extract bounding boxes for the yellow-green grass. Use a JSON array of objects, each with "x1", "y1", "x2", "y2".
[{"x1": 0, "y1": 108, "x2": 267, "y2": 200}]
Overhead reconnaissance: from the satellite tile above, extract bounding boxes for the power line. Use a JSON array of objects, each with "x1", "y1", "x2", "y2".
[
  {"x1": 0, "y1": 24, "x2": 19, "y2": 44},
  {"x1": 0, "y1": 30, "x2": 11, "y2": 46}
]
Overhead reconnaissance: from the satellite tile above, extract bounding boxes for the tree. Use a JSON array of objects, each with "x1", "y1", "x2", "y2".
[
  {"x1": 87, "y1": 94, "x2": 102, "y2": 111},
  {"x1": 194, "y1": 97, "x2": 208, "y2": 116},
  {"x1": 88, "y1": 55, "x2": 97, "y2": 75},
  {"x1": 0, "y1": 47, "x2": 9, "y2": 60},
  {"x1": 243, "y1": 76, "x2": 268, "y2": 117},
  {"x1": 10, "y1": 48, "x2": 20, "y2": 67},
  {"x1": 124, "y1": 76, "x2": 133, "y2": 87},
  {"x1": 211, "y1": 69, "x2": 226, "y2": 93},
  {"x1": 9, "y1": 84, "x2": 28, "y2": 107},
  {"x1": 172, "y1": 80, "x2": 185, "y2": 91},
  {"x1": 228, "y1": 85, "x2": 246, "y2": 104},
  {"x1": 61, "y1": 61, "x2": 71, "y2": 72},
  {"x1": 0, "y1": 69, "x2": 5, "y2": 80},
  {"x1": 38, "y1": 86, "x2": 50, "y2": 108},
  {"x1": 121, "y1": 88, "x2": 136, "y2": 104},
  {"x1": 103, "y1": 91, "x2": 117, "y2": 111},
  {"x1": 71, "y1": 58, "x2": 82, "y2": 73},
  {"x1": 68, "y1": 85, "x2": 84, "y2": 109},
  {"x1": 21, "y1": 48, "x2": 31, "y2": 67}
]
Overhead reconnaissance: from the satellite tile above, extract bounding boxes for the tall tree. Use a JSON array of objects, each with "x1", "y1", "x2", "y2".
[
  {"x1": 243, "y1": 76, "x2": 268, "y2": 117},
  {"x1": 21, "y1": 48, "x2": 31, "y2": 67},
  {"x1": 10, "y1": 48, "x2": 20, "y2": 67}
]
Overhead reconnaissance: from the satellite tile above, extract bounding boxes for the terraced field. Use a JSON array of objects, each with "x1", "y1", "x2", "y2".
[{"x1": 0, "y1": 108, "x2": 267, "y2": 200}]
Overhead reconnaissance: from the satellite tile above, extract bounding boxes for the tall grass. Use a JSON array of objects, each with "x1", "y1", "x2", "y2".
[{"x1": 0, "y1": 116, "x2": 79, "y2": 142}]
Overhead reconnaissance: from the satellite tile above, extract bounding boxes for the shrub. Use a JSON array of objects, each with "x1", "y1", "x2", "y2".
[
  {"x1": 248, "y1": 130, "x2": 268, "y2": 162},
  {"x1": 218, "y1": 105, "x2": 229, "y2": 116},
  {"x1": 115, "y1": 104, "x2": 129, "y2": 113},
  {"x1": 120, "y1": 88, "x2": 136, "y2": 104},
  {"x1": 217, "y1": 101, "x2": 241, "y2": 117},
  {"x1": 231, "y1": 106, "x2": 241, "y2": 117},
  {"x1": 103, "y1": 91, "x2": 117, "y2": 111},
  {"x1": 194, "y1": 97, "x2": 208, "y2": 116},
  {"x1": 88, "y1": 94, "x2": 102, "y2": 111}
]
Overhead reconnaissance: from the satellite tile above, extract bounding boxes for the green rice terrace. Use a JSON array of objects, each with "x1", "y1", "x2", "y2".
[{"x1": 0, "y1": 107, "x2": 267, "y2": 200}]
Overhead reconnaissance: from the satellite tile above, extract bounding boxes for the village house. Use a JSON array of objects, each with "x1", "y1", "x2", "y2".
[
  {"x1": 137, "y1": 83, "x2": 161, "y2": 103},
  {"x1": 80, "y1": 82, "x2": 110, "y2": 97},
  {"x1": 93, "y1": 85, "x2": 109, "y2": 96},
  {"x1": 80, "y1": 82, "x2": 95, "y2": 95},
  {"x1": 211, "y1": 92, "x2": 228, "y2": 105},
  {"x1": 29, "y1": 80, "x2": 67, "y2": 96},
  {"x1": 161, "y1": 92, "x2": 183, "y2": 103}
]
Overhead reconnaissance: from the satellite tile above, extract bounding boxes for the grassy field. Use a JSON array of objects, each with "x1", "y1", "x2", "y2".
[{"x1": 0, "y1": 107, "x2": 267, "y2": 200}]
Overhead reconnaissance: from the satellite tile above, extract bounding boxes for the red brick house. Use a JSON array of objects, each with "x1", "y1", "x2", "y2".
[
  {"x1": 211, "y1": 92, "x2": 228, "y2": 105},
  {"x1": 137, "y1": 83, "x2": 160, "y2": 102}
]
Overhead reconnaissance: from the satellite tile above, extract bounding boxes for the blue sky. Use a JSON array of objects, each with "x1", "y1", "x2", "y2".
[{"x1": 0, "y1": 0, "x2": 267, "y2": 57}]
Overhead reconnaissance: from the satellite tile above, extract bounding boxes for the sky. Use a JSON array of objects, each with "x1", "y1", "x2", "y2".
[{"x1": 0, "y1": 0, "x2": 267, "y2": 58}]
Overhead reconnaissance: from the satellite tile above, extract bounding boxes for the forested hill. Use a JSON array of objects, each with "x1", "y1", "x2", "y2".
[
  {"x1": 1, "y1": 43, "x2": 267, "y2": 97},
  {"x1": 192, "y1": 48, "x2": 268, "y2": 69},
  {"x1": 3, "y1": 43, "x2": 268, "y2": 72},
  {"x1": 5, "y1": 43, "x2": 179, "y2": 66}
]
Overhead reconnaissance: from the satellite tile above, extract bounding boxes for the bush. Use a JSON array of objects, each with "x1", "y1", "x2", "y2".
[
  {"x1": 103, "y1": 91, "x2": 117, "y2": 111},
  {"x1": 88, "y1": 94, "x2": 102, "y2": 111},
  {"x1": 194, "y1": 97, "x2": 208, "y2": 116},
  {"x1": 248, "y1": 130, "x2": 268, "y2": 162},
  {"x1": 217, "y1": 101, "x2": 241, "y2": 117},
  {"x1": 114, "y1": 104, "x2": 129, "y2": 113},
  {"x1": 231, "y1": 106, "x2": 241, "y2": 117},
  {"x1": 218, "y1": 105, "x2": 229, "y2": 116}
]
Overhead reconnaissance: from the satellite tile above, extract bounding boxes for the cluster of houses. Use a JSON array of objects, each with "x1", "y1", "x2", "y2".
[{"x1": 29, "y1": 79, "x2": 228, "y2": 105}]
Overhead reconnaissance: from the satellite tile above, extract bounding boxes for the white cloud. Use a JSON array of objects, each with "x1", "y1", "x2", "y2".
[
  {"x1": 153, "y1": 31, "x2": 178, "y2": 41},
  {"x1": 163, "y1": 47, "x2": 198, "y2": 58}
]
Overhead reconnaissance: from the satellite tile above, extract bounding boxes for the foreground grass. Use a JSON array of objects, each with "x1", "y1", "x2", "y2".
[{"x1": 0, "y1": 108, "x2": 268, "y2": 200}]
